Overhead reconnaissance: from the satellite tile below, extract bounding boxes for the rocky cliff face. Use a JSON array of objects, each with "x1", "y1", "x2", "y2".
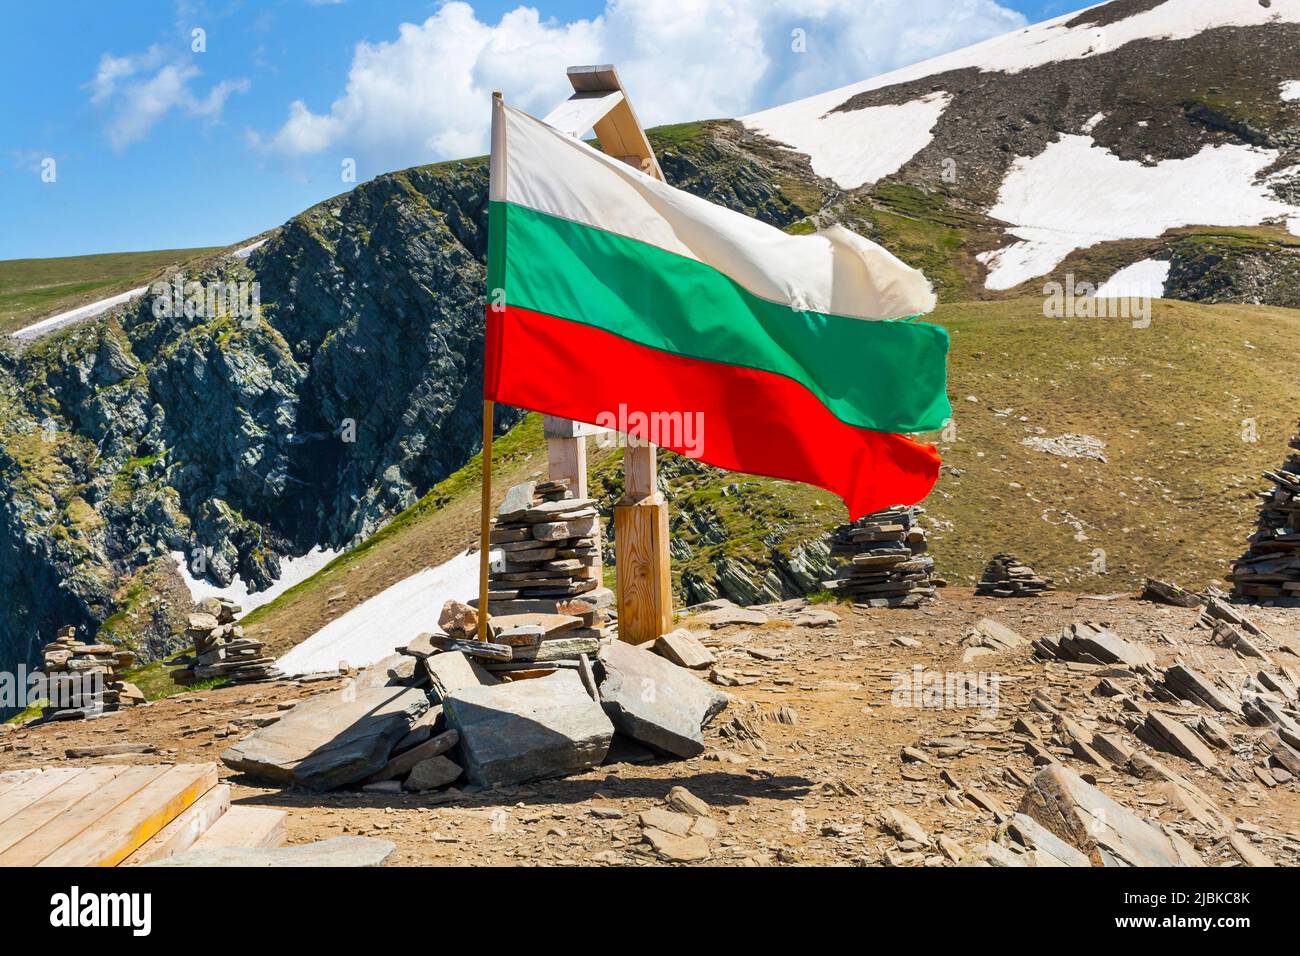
[{"x1": 0, "y1": 157, "x2": 519, "y2": 686}]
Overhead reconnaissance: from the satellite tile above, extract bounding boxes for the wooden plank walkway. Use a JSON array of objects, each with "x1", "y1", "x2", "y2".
[
  {"x1": 0, "y1": 764, "x2": 218, "y2": 867},
  {"x1": 190, "y1": 805, "x2": 287, "y2": 851}
]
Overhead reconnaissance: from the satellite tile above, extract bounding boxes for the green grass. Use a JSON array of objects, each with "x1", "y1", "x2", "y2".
[
  {"x1": 117, "y1": 658, "x2": 227, "y2": 701},
  {"x1": 647, "y1": 120, "x2": 714, "y2": 152},
  {"x1": 0, "y1": 247, "x2": 221, "y2": 334},
  {"x1": 3, "y1": 701, "x2": 46, "y2": 726}
]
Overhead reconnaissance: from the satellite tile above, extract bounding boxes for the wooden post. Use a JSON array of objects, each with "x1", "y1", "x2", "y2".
[
  {"x1": 543, "y1": 65, "x2": 673, "y2": 643},
  {"x1": 543, "y1": 415, "x2": 589, "y2": 497},
  {"x1": 543, "y1": 415, "x2": 601, "y2": 585},
  {"x1": 615, "y1": 439, "x2": 672, "y2": 643}
]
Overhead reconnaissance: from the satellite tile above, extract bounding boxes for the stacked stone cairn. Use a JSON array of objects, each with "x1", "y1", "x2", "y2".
[
  {"x1": 1230, "y1": 422, "x2": 1300, "y2": 606},
  {"x1": 41, "y1": 626, "x2": 143, "y2": 720},
  {"x1": 824, "y1": 505, "x2": 940, "y2": 607},
  {"x1": 976, "y1": 553, "x2": 1055, "y2": 598},
  {"x1": 170, "y1": 596, "x2": 282, "y2": 686},
  {"x1": 477, "y1": 478, "x2": 614, "y2": 623},
  {"x1": 427, "y1": 597, "x2": 604, "y2": 677}
]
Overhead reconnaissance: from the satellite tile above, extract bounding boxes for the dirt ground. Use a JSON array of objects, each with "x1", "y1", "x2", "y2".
[{"x1": 5, "y1": 588, "x2": 1300, "y2": 866}]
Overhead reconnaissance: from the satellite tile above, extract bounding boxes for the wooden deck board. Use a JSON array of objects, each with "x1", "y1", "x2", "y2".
[
  {"x1": 122, "y1": 784, "x2": 232, "y2": 866},
  {"x1": 0, "y1": 768, "x2": 85, "y2": 826},
  {"x1": 190, "y1": 805, "x2": 287, "y2": 851},
  {"x1": 0, "y1": 770, "x2": 43, "y2": 801},
  {"x1": 0, "y1": 766, "x2": 170, "y2": 867},
  {"x1": 0, "y1": 766, "x2": 126, "y2": 856},
  {"x1": 39, "y1": 764, "x2": 218, "y2": 867}
]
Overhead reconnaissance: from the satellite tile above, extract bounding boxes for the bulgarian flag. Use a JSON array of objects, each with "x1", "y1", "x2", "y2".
[{"x1": 484, "y1": 98, "x2": 950, "y2": 519}]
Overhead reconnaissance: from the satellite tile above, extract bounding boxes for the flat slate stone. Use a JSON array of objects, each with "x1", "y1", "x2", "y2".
[
  {"x1": 399, "y1": 633, "x2": 437, "y2": 659},
  {"x1": 354, "y1": 653, "x2": 413, "y2": 689},
  {"x1": 1060, "y1": 622, "x2": 1154, "y2": 668},
  {"x1": 365, "y1": 729, "x2": 459, "y2": 783},
  {"x1": 692, "y1": 606, "x2": 769, "y2": 628},
  {"x1": 497, "y1": 480, "x2": 537, "y2": 519},
  {"x1": 444, "y1": 669, "x2": 613, "y2": 787},
  {"x1": 1003, "y1": 813, "x2": 1091, "y2": 867},
  {"x1": 147, "y1": 836, "x2": 395, "y2": 868},
  {"x1": 1018, "y1": 764, "x2": 1201, "y2": 866},
  {"x1": 490, "y1": 613, "x2": 583, "y2": 638},
  {"x1": 1139, "y1": 711, "x2": 1218, "y2": 769},
  {"x1": 790, "y1": 607, "x2": 840, "y2": 628},
  {"x1": 423, "y1": 651, "x2": 500, "y2": 701},
  {"x1": 504, "y1": 635, "x2": 600, "y2": 663},
  {"x1": 654, "y1": 629, "x2": 715, "y2": 669},
  {"x1": 405, "y1": 755, "x2": 463, "y2": 791},
  {"x1": 220, "y1": 686, "x2": 431, "y2": 791},
  {"x1": 598, "y1": 640, "x2": 729, "y2": 757}
]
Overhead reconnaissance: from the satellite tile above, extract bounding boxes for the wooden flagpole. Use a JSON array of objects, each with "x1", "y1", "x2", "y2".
[
  {"x1": 477, "y1": 90, "x2": 504, "y2": 644},
  {"x1": 477, "y1": 398, "x2": 493, "y2": 642}
]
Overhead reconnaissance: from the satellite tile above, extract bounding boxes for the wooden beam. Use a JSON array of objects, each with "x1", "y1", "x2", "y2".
[
  {"x1": 122, "y1": 783, "x2": 232, "y2": 865},
  {"x1": 552, "y1": 64, "x2": 673, "y2": 641},
  {"x1": 566, "y1": 65, "x2": 665, "y2": 182},
  {"x1": 542, "y1": 89, "x2": 625, "y2": 139},
  {"x1": 0, "y1": 766, "x2": 170, "y2": 867},
  {"x1": 189, "y1": 805, "x2": 287, "y2": 850}
]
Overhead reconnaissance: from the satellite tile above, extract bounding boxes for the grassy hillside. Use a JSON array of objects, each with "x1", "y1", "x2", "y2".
[
  {"x1": 237, "y1": 296, "x2": 1300, "y2": 660},
  {"x1": 0, "y1": 247, "x2": 221, "y2": 333}
]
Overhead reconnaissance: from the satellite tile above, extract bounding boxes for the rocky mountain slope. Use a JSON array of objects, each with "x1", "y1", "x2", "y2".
[
  {"x1": 3, "y1": 0, "x2": 1300, "y2": 695},
  {"x1": 744, "y1": 0, "x2": 1300, "y2": 301}
]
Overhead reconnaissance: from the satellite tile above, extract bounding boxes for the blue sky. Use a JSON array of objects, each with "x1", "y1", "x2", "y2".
[{"x1": 0, "y1": 0, "x2": 1081, "y2": 260}]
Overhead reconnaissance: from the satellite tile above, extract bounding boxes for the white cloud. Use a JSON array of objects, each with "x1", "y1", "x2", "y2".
[
  {"x1": 259, "y1": 0, "x2": 1025, "y2": 169},
  {"x1": 87, "y1": 47, "x2": 251, "y2": 150}
]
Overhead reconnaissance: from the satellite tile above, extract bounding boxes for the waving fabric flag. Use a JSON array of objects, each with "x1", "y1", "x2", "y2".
[{"x1": 483, "y1": 98, "x2": 950, "y2": 519}]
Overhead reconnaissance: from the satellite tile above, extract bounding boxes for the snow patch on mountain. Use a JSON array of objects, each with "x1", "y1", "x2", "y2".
[
  {"x1": 275, "y1": 549, "x2": 492, "y2": 675},
  {"x1": 742, "y1": 91, "x2": 950, "y2": 189},
  {"x1": 172, "y1": 546, "x2": 341, "y2": 619},
  {"x1": 978, "y1": 135, "x2": 1300, "y2": 290},
  {"x1": 12, "y1": 287, "x2": 148, "y2": 340},
  {"x1": 1282, "y1": 80, "x2": 1300, "y2": 102},
  {"x1": 229, "y1": 237, "x2": 268, "y2": 259},
  {"x1": 743, "y1": 0, "x2": 1300, "y2": 140},
  {"x1": 1096, "y1": 259, "x2": 1170, "y2": 298}
]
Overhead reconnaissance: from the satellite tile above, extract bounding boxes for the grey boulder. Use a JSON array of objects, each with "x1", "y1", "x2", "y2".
[
  {"x1": 1018, "y1": 764, "x2": 1201, "y2": 866},
  {"x1": 598, "y1": 639, "x2": 729, "y2": 757},
  {"x1": 221, "y1": 685, "x2": 430, "y2": 791},
  {"x1": 444, "y1": 669, "x2": 613, "y2": 787}
]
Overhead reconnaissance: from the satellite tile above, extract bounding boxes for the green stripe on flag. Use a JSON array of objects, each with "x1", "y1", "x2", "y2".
[{"x1": 494, "y1": 201, "x2": 951, "y2": 435}]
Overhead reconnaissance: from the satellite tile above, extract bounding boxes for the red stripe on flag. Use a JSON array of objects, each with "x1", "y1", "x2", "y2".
[{"x1": 485, "y1": 305, "x2": 940, "y2": 518}]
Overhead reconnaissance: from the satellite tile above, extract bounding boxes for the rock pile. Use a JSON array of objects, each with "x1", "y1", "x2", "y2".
[
  {"x1": 1231, "y1": 423, "x2": 1300, "y2": 606},
  {"x1": 225, "y1": 626, "x2": 729, "y2": 792},
  {"x1": 481, "y1": 479, "x2": 614, "y2": 620},
  {"x1": 976, "y1": 553, "x2": 1054, "y2": 598},
  {"x1": 170, "y1": 597, "x2": 282, "y2": 686},
  {"x1": 41, "y1": 626, "x2": 143, "y2": 720},
  {"x1": 824, "y1": 505, "x2": 940, "y2": 607},
  {"x1": 1033, "y1": 621, "x2": 1155, "y2": 668},
  {"x1": 420, "y1": 598, "x2": 603, "y2": 676}
]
